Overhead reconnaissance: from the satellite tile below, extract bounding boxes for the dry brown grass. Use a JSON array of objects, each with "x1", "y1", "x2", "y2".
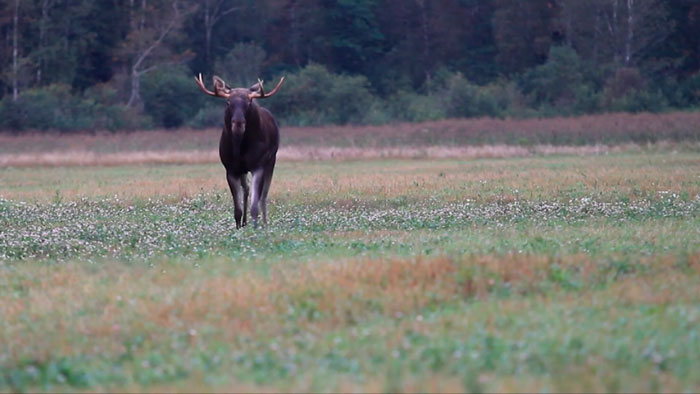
[
  {"x1": 3, "y1": 152, "x2": 698, "y2": 202},
  {"x1": 1, "y1": 111, "x2": 696, "y2": 167},
  {"x1": 0, "y1": 150, "x2": 217, "y2": 167},
  {"x1": 0, "y1": 144, "x2": 639, "y2": 167},
  {"x1": 1, "y1": 111, "x2": 698, "y2": 157},
  {"x1": 281, "y1": 111, "x2": 700, "y2": 146}
]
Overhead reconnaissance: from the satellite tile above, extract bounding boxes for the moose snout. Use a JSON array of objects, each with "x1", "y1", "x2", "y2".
[{"x1": 232, "y1": 119, "x2": 246, "y2": 133}]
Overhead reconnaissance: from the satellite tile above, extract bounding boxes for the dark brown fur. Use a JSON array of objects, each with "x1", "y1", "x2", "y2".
[
  {"x1": 219, "y1": 88, "x2": 280, "y2": 228},
  {"x1": 195, "y1": 74, "x2": 284, "y2": 228}
]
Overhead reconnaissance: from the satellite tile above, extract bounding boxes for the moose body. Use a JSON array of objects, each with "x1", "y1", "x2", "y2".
[{"x1": 196, "y1": 74, "x2": 285, "y2": 228}]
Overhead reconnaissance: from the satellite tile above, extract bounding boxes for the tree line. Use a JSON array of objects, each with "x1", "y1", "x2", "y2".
[{"x1": 0, "y1": 0, "x2": 698, "y2": 132}]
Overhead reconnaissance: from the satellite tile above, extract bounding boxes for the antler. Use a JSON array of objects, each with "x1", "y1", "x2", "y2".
[
  {"x1": 194, "y1": 73, "x2": 230, "y2": 98},
  {"x1": 249, "y1": 77, "x2": 285, "y2": 99}
]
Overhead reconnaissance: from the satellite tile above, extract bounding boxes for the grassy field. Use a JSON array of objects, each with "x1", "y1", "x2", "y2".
[{"x1": 1, "y1": 151, "x2": 699, "y2": 392}]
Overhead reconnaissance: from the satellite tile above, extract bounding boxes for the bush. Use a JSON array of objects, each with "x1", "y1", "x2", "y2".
[
  {"x1": 520, "y1": 46, "x2": 596, "y2": 113},
  {"x1": 188, "y1": 103, "x2": 225, "y2": 129},
  {"x1": 0, "y1": 97, "x2": 25, "y2": 131},
  {"x1": 3, "y1": 59, "x2": 697, "y2": 134},
  {"x1": 142, "y1": 66, "x2": 205, "y2": 128},
  {"x1": 441, "y1": 73, "x2": 507, "y2": 118},
  {"x1": 658, "y1": 73, "x2": 700, "y2": 108},
  {"x1": 0, "y1": 84, "x2": 74, "y2": 131},
  {"x1": 264, "y1": 64, "x2": 378, "y2": 126},
  {"x1": 603, "y1": 67, "x2": 645, "y2": 100},
  {"x1": 386, "y1": 91, "x2": 446, "y2": 122},
  {"x1": 215, "y1": 43, "x2": 267, "y2": 88},
  {"x1": 442, "y1": 73, "x2": 481, "y2": 118},
  {"x1": 606, "y1": 88, "x2": 669, "y2": 113},
  {"x1": 682, "y1": 73, "x2": 700, "y2": 107},
  {"x1": 0, "y1": 84, "x2": 147, "y2": 132},
  {"x1": 361, "y1": 100, "x2": 394, "y2": 125},
  {"x1": 600, "y1": 68, "x2": 669, "y2": 113}
]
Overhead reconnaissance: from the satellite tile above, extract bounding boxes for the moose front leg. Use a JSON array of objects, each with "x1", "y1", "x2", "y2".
[
  {"x1": 226, "y1": 172, "x2": 245, "y2": 228},
  {"x1": 242, "y1": 173, "x2": 250, "y2": 227}
]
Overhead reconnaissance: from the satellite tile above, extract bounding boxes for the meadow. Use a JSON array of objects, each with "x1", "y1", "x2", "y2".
[{"x1": 1, "y1": 116, "x2": 699, "y2": 391}]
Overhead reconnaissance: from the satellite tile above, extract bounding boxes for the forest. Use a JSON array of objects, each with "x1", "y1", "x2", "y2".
[{"x1": 0, "y1": 0, "x2": 699, "y2": 132}]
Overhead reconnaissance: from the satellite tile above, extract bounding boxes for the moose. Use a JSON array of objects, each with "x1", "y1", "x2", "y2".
[{"x1": 195, "y1": 73, "x2": 285, "y2": 228}]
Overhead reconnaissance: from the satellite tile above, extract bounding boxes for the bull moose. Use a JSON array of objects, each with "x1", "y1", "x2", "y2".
[{"x1": 195, "y1": 74, "x2": 285, "y2": 228}]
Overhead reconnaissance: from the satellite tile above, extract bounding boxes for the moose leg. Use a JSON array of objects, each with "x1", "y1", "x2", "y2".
[
  {"x1": 226, "y1": 172, "x2": 245, "y2": 229},
  {"x1": 250, "y1": 168, "x2": 265, "y2": 228},
  {"x1": 260, "y1": 163, "x2": 275, "y2": 225},
  {"x1": 241, "y1": 173, "x2": 250, "y2": 227}
]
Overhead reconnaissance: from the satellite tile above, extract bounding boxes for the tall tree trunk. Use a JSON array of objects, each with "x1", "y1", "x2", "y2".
[
  {"x1": 12, "y1": 0, "x2": 20, "y2": 101},
  {"x1": 562, "y1": 0, "x2": 573, "y2": 47},
  {"x1": 417, "y1": 0, "x2": 431, "y2": 94},
  {"x1": 37, "y1": 0, "x2": 52, "y2": 85},
  {"x1": 125, "y1": 0, "x2": 185, "y2": 109},
  {"x1": 126, "y1": 0, "x2": 149, "y2": 109},
  {"x1": 290, "y1": 0, "x2": 300, "y2": 66},
  {"x1": 593, "y1": 6, "x2": 601, "y2": 64},
  {"x1": 204, "y1": 0, "x2": 213, "y2": 70},
  {"x1": 612, "y1": 0, "x2": 620, "y2": 65},
  {"x1": 202, "y1": 0, "x2": 240, "y2": 72},
  {"x1": 127, "y1": 69, "x2": 142, "y2": 109},
  {"x1": 625, "y1": 0, "x2": 634, "y2": 65}
]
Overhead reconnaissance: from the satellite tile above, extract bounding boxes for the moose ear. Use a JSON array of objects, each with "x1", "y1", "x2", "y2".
[
  {"x1": 212, "y1": 76, "x2": 231, "y2": 94},
  {"x1": 249, "y1": 81, "x2": 262, "y2": 92}
]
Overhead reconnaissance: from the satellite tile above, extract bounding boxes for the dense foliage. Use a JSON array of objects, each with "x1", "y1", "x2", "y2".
[{"x1": 0, "y1": 0, "x2": 698, "y2": 131}]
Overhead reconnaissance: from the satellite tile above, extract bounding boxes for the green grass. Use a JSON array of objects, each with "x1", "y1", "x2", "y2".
[{"x1": 1, "y1": 152, "x2": 699, "y2": 392}]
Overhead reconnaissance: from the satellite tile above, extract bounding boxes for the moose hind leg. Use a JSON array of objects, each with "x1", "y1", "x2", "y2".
[
  {"x1": 226, "y1": 173, "x2": 245, "y2": 229},
  {"x1": 250, "y1": 168, "x2": 265, "y2": 227},
  {"x1": 260, "y1": 163, "x2": 275, "y2": 225}
]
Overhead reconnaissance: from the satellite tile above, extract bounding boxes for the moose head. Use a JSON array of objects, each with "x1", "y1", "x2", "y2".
[{"x1": 195, "y1": 74, "x2": 285, "y2": 134}]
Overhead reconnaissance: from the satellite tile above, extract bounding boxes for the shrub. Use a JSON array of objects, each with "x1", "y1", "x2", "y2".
[
  {"x1": 441, "y1": 73, "x2": 507, "y2": 118},
  {"x1": 0, "y1": 84, "x2": 147, "y2": 132},
  {"x1": 0, "y1": 84, "x2": 73, "y2": 131},
  {"x1": 442, "y1": 73, "x2": 481, "y2": 118},
  {"x1": 603, "y1": 67, "x2": 645, "y2": 100},
  {"x1": 520, "y1": 46, "x2": 596, "y2": 113},
  {"x1": 0, "y1": 98, "x2": 24, "y2": 131},
  {"x1": 571, "y1": 84, "x2": 602, "y2": 114},
  {"x1": 682, "y1": 73, "x2": 700, "y2": 107},
  {"x1": 659, "y1": 73, "x2": 700, "y2": 108},
  {"x1": 265, "y1": 64, "x2": 376, "y2": 126},
  {"x1": 142, "y1": 66, "x2": 205, "y2": 129},
  {"x1": 188, "y1": 103, "x2": 225, "y2": 129},
  {"x1": 600, "y1": 68, "x2": 669, "y2": 113},
  {"x1": 606, "y1": 88, "x2": 669, "y2": 113},
  {"x1": 215, "y1": 43, "x2": 267, "y2": 88},
  {"x1": 360, "y1": 100, "x2": 393, "y2": 125},
  {"x1": 385, "y1": 91, "x2": 446, "y2": 122}
]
